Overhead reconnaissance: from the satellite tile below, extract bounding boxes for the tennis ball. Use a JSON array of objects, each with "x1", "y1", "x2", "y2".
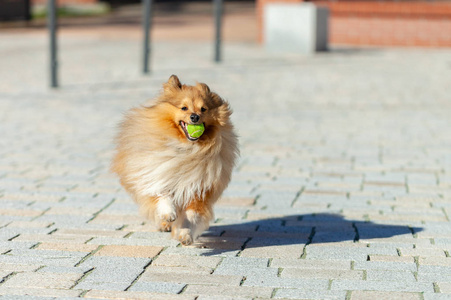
[{"x1": 186, "y1": 123, "x2": 205, "y2": 139}]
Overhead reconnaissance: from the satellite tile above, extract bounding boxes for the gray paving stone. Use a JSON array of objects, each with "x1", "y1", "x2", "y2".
[
  {"x1": 75, "y1": 280, "x2": 131, "y2": 291},
  {"x1": 417, "y1": 272, "x2": 451, "y2": 282},
  {"x1": 305, "y1": 245, "x2": 397, "y2": 261},
  {"x1": 128, "y1": 281, "x2": 186, "y2": 294},
  {"x1": 274, "y1": 289, "x2": 347, "y2": 300},
  {"x1": 331, "y1": 280, "x2": 434, "y2": 293},
  {"x1": 242, "y1": 275, "x2": 329, "y2": 289},
  {"x1": 281, "y1": 268, "x2": 363, "y2": 280},
  {"x1": 271, "y1": 258, "x2": 351, "y2": 270},
  {"x1": 365, "y1": 270, "x2": 416, "y2": 282},
  {"x1": 422, "y1": 294, "x2": 451, "y2": 300},
  {"x1": 353, "y1": 261, "x2": 417, "y2": 272}
]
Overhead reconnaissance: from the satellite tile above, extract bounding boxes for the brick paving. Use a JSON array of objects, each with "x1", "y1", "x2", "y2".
[{"x1": 1, "y1": 26, "x2": 451, "y2": 300}]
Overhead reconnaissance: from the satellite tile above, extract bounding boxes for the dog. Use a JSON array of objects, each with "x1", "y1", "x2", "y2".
[{"x1": 111, "y1": 75, "x2": 238, "y2": 245}]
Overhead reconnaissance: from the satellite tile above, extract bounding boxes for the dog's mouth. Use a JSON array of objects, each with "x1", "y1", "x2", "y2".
[{"x1": 179, "y1": 121, "x2": 203, "y2": 142}]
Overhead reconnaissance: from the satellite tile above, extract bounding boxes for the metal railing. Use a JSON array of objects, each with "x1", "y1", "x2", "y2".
[{"x1": 47, "y1": 0, "x2": 224, "y2": 88}]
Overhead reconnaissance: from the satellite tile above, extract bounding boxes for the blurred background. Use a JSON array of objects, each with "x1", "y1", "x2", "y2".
[{"x1": 1, "y1": 0, "x2": 450, "y2": 47}]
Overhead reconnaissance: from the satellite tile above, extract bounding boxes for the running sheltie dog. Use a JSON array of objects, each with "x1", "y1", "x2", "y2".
[{"x1": 112, "y1": 75, "x2": 238, "y2": 245}]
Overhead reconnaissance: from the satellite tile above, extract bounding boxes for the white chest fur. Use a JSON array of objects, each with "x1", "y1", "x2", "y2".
[{"x1": 128, "y1": 133, "x2": 233, "y2": 207}]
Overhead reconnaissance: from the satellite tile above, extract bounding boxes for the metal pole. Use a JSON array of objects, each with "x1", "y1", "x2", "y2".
[
  {"x1": 48, "y1": 0, "x2": 58, "y2": 88},
  {"x1": 214, "y1": 0, "x2": 223, "y2": 62},
  {"x1": 143, "y1": 0, "x2": 153, "y2": 74}
]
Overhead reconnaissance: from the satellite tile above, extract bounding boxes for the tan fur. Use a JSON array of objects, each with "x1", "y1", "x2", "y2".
[{"x1": 111, "y1": 75, "x2": 239, "y2": 245}]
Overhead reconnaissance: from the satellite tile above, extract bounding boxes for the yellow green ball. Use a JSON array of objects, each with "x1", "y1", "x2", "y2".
[{"x1": 186, "y1": 123, "x2": 205, "y2": 139}]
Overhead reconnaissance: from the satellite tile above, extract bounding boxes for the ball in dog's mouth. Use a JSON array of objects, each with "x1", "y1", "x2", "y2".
[{"x1": 180, "y1": 121, "x2": 205, "y2": 141}]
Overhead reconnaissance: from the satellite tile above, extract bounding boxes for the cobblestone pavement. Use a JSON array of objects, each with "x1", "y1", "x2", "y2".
[{"x1": 1, "y1": 31, "x2": 451, "y2": 300}]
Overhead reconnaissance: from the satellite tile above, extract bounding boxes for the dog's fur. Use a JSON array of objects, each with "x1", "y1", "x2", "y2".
[{"x1": 111, "y1": 75, "x2": 238, "y2": 245}]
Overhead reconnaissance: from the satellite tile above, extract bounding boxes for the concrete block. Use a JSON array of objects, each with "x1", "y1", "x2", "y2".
[
  {"x1": 128, "y1": 281, "x2": 186, "y2": 294},
  {"x1": 0, "y1": 287, "x2": 82, "y2": 298},
  {"x1": 275, "y1": 289, "x2": 347, "y2": 300},
  {"x1": 243, "y1": 275, "x2": 329, "y2": 289},
  {"x1": 423, "y1": 294, "x2": 451, "y2": 300},
  {"x1": 94, "y1": 245, "x2": 164, "y2": 258},
  {"x1": 151, "y1": 254, "x2": 221, "y2": 273},
  {"x1": 281, "y1": 268, "x2": 364, "y2": 280},
  {"x1": 85, "y1": 290, "x2": 195, "y2": 300},
  {"x1": 140, "y1": 272, "x2": 242, "y2": 286},
  {"x1": 184, "y1": 285, "x2": 273, "y2": 298},
  {"x1": 437, "y1": 282, "x2": 451, "y2": 293},
  {"x1": 331, "y1": 280, "x2": 434, "y2": 293},
  {"x1": 271, "y1": 258, "x2": 351, "y2": 270},
  {"x1": 75, "y1": 280, "x2": 131, "y2": 291},
  {"x1": 350, "y1": 291, "x2": 422, "y2": 300},
  {"x1": 2, "y1": 272, "x2": 82, "y2": 289},
  {"x1": 353, "y1": 261, "x2": 417, "y2": 272},
  {"x1": 365, "y1": 270, "x2": 416, "y2": 282},
  {"x1": 264, "y1": 3, "x2": 329, "y2": 54}
]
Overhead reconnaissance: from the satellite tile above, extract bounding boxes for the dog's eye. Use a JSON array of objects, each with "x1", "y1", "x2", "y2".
[
  {"x1": 181, "y1": 107, "x2": 188, "y2": 111},
  {"x1": 201, "y1": 107, "x2": 207, "y2": 112}
]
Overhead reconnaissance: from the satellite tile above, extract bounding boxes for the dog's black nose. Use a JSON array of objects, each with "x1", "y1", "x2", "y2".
[{"x1": 190, "y1": 114, "x2": 200, "y2": 123}]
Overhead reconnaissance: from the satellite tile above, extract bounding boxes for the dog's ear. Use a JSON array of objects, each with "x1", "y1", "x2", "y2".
[
  {"x1": 196, "y1": 82, "x2": 210, "y2": 95},
  {"x1": 210, "y1": 93, "x2": 231, "y2": 126},
  {"x1": 164, "y1": 75, "x2": 182, "y2": 92},
  {"x1": 216, "y1": 100, "x2": 232, "y2": 126}
]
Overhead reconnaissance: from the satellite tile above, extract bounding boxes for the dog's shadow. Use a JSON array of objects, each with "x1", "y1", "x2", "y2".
[{"x1": 194, "y1": 213, "x2": 422, "y2": 256}]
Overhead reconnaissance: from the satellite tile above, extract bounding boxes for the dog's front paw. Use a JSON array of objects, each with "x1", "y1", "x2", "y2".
[
  {"x1": 156, "y1": 196, "x2": 177, "y2": 222},
  {"x1": 156, "y1": 220, "x2": 172, "y2": 232},
  {"x1": 177, "y1": 228, "x2": 193, "y2": 246},
  {"x1": 158, "y1": 211, "x2": 177, "y2": 223}
]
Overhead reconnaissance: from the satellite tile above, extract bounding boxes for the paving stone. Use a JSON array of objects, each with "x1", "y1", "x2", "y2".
[
  {"x1": 37, "y1": 242, "x2": 99, "y2": 252},
  {"x1": 437, "y1": 282, "x2": 451, "y2": 293},
  {"x1": 331, "y1": 280, "x2": 434, "y2": 293},
  {"x1": 239, "y1": 244, "x2": 305, "y2": 259},
  {"x1": 281, "y1": 268, "x2": 364, "y2": 280},
  {"x1": 400, "y1": 248, "x2": 446, "y2": 257},
  {"x1": 214, "y1": 263, "x2": 279, "y2": 277},
  {"x1": 242, "y1": 275, "x2": 329, "y2": 289},
  {"x1": 37, "y1": 265, "x2": 93, "y2": 274},
  {"x1": 423, "y1": 294, "x2": 451, "y2": 300},
  {"x1": 85, "y1": 290, "x2": 195, "y2": 300},
  {"x1": 140, "y1": 272, "x2": 242, "y2": 286},
  {"x1": 367, "y1": 255, "x2": 414, "y2": 263},
  {"x1": 305, "y1": 245, "x2": 397, "y2": 261},
  {"x1": 274, "y1": 289, "x2": 347, "y2": 300},
  {"x1": 350, "y1": 291, "x2": 422, "y2": 300},
  {"x1": 217, "y1": 197, "x2": 256, "y2": 207},
  {"x1": 94, "y1": 245, "x2": 163, "y2": 258},
  {"x1": 79, "y1": 256, "x2": 151, "y2": 284},
  {"x1": 185, "y1": 285, "x2": 273, "y2": 298},
  {"x1": 0, "y1": 263, "x2": 40, "y2": 272},
  {"x1": 365, "y1": 270, "x2": 416, "y2": 282},
  {"x1": 152, "y1": 254, "x2": 221, "y2": 273},
  {"x1": 144, "y1": 265, "x2": 211, "y2": 275},
  {"x1": 418, "y1": 256, "x2": 451, "y2": 266},
  {"x1": 196, "y1": 296, "x2": 252, "y2": 300},
  {"x1": 271, "y1": 258, "x2": 351, "y2": 270},
  {"x1": 128, "y1": 281, "x2": 186, "y2": 294},
  {"x1": 0, "y1": 287, "x2": 82, "y2": 298},
  {"x1": 75, "y1": 280, "x2": 131, "y2": 291},
  {"x1": 2, "y1": 272, "x2": 82, "y2": 289},
  {"x1": 161, "y1": 245, "x2": 240, "y2": 257},
  {"x1": 14, "y1": 233, "x2": 92, "y2": 244},
  {"x1": 416, "y1": 268, "x2": 451, "y2": 282},
  {"x1": 87, "y1": 236, "x2": 179, "y2": 247},
  {"x1": 0, "y1": 253, "x2": 82, "y2": 267}
]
